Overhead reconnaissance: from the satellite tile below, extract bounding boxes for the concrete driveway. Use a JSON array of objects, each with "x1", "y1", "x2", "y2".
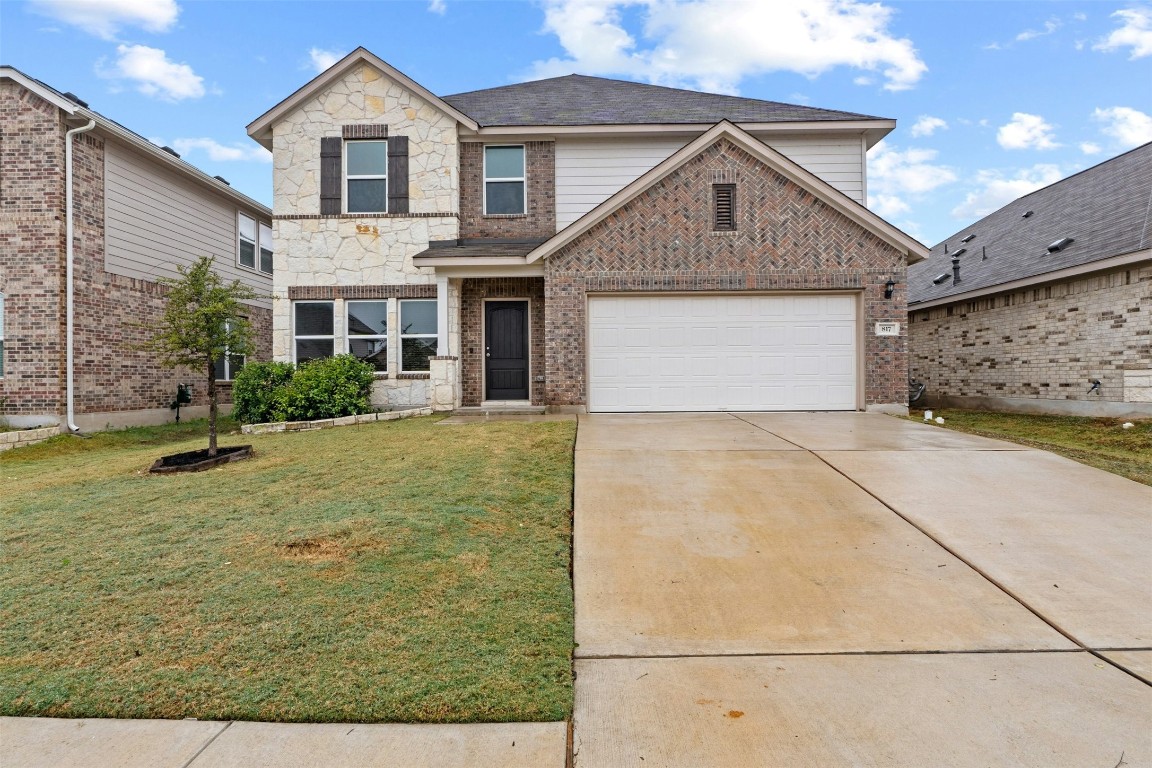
[{"x1": 572, "y1": 412, "x2": 1152, "y2": 766}]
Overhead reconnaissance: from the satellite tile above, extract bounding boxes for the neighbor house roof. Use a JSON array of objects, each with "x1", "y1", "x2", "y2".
[
  {"x1": 1, "y1": 65, "x2": 271, "y2": 217},
  {"x1": 443, "y1": 74, "x2": 884, "y2": 127},
  {"x1": 909, "y1": 142, "x2": 1152, "y2": 308}
]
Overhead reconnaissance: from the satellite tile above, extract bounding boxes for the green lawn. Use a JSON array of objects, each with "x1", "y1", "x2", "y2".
[
  {"x1": 911, "y1": 409, "x2": 1152, "y2": 486},
  {"x1": 1, "y1": 415, "x2": 576, "y2": 723}
]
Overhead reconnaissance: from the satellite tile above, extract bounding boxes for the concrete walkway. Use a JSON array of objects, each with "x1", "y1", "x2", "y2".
[
  {"x1": 572, "y1": 412, "x2": 1152, "y2": 766},
  {"x1": 5, "y1": 412, "x2": 1150, "y2": 766}
]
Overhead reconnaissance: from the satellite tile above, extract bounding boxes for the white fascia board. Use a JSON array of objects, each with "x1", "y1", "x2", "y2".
[
  {"x1": 525, "y1": 119, "x2": 926, "y2": 265},
  {"x1": 1, "y1": 67, "x2": 81, "y2": 113},
  {"x1": 459, "y1": 119, "x2": 895, "y2": 141},
  {"x1": 246, "y1": 48, "x2": 478, "y2": 149},
  {"x1": 426, "y1": 263, "x2": 545, "y2": 278},
  {"x1": 412, "y1": 256, "x2": 533, "y2": 268},
  {"x1": 908, "y1": 248, "x2": 1152, "y2": 311}
]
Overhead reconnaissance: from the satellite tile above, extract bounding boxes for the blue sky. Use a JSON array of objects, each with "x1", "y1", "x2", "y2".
[{"x1": 2, "y1": 0, "x2": 1150, "y2": 245}]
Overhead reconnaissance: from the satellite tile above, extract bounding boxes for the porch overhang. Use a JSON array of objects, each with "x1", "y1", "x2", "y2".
[{"x1": 412, "y1": 239, "x2": 546, "y2": 276}]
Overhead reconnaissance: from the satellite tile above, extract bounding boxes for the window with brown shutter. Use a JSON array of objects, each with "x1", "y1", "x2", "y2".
[{"x1": 713, "y1": 184, "x2": 736, "y2": 231}]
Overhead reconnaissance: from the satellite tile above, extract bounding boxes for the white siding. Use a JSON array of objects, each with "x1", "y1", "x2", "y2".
[
  {"x1": 554, "y1": 133, "x2": 865, "y2": 230},
  {"x1": 104, "y1": 141, "x2": 272, "y2": 301}
]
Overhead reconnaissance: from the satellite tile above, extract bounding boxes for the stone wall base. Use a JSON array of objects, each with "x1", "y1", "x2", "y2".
[{"x1": 920, "y1": 394, "x2": 1152, "y2": 420}]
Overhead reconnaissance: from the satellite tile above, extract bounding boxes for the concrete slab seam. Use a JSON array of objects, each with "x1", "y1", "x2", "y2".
[
  {"x1": 576, "y1": 648, "x2": 1096, "y2": 661},
  {"x1": 181, "y1": 721, "x2": 233, "y2": 768}
]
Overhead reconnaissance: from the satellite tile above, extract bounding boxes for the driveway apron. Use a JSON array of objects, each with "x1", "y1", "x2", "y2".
[{"x1": 572, "y1": 413, "x2": 1152, "y2": 767}]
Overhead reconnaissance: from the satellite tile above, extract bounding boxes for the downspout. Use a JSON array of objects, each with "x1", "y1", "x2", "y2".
[{"x1": 65, "y1": 118, "x2": 96, "y2": 433}]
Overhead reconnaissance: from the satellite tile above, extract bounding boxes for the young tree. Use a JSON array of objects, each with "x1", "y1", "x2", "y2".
[{"x1": 150, "y1": 257, "x2": 259, "y2": 456}]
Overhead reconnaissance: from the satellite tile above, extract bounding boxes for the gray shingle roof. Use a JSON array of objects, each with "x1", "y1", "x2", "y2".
[
  {"x1": 412, "y1": 239, "x2": 545, "y2": 261},
  {"x1": 909, "y1": 142, "x2": 1152, "y2": 305},
  {"x1": 441, "y1": 74, "x2": 885, "y2": 127}
]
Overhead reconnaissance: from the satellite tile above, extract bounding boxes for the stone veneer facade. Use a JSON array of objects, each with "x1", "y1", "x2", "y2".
[
  {"x1": 0, "y1": 79, "x2": 272, "y2": 428},
  {"x1": 909, "y1": 263, "x2": 1152, "y2": 417},
  {"x1": 543, "y1": 138, "x2": 908, "y2": 409},
  {"x1": 270, "y1": 63, "x2": 461, "y2": 409}
]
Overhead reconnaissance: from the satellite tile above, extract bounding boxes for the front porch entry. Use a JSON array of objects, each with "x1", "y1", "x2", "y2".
[{"x1": 485, "y1": 300, "x2": 530, "y2": 401}]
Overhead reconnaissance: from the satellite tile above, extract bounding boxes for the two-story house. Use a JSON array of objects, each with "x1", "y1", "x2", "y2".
[
  {"x1": 246, "y1": 48, "x2": 926, "y2": 415},
  {"x1": 1, "y1": 66, "x2": 274, "y2": 431}
]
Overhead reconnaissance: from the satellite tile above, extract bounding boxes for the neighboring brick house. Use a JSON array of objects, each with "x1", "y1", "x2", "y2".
[
  {"x1": 246, "y1": 48, "x2": 926, "y2": 414},
  {"x1": 0, "y1": 67, "x2": 274, "y2": 430},
  {"x1": 908, "y1": 142, "x2": 1152, "y2": 418}
]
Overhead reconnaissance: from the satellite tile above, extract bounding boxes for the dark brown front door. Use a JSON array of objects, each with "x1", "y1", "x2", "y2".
[{"x1": 485, "y1": 301, "x2": 529, "y2": 400}]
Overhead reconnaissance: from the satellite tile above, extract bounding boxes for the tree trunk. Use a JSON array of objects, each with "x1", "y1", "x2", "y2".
[{"x1": 207, "y1": 360, "x2": 218, "y2": 457}]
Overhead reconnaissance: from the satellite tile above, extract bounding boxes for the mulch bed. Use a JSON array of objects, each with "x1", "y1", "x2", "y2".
[{"x1": 148, "y1": 445, "x2": 253, "y2": 473}]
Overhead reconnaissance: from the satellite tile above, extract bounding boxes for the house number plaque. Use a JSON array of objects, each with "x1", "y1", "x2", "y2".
[
  {"x1": 874, "y1": 322, "x2": 900, "y2": 336},
  {"x1": 355, "y1": 224, "x2": 380, "y2": 236}
]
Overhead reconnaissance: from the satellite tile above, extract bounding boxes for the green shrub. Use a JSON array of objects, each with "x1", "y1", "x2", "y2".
[
  {"x1": 271, "y1": 355, "x2": 376, "y2": 422},
  {"x1": 231, "y1": 361, "x2": 295, "y2": 424}
]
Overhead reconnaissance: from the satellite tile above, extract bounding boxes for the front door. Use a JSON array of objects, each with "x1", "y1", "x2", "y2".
[{"x1": 485, "y1": 301, "x2": 529, "y2": 400}]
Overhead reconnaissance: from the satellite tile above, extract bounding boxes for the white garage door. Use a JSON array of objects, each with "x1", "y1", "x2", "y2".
[{"x1": 588, "y1": 294, "x2": 857, "y2": 412}]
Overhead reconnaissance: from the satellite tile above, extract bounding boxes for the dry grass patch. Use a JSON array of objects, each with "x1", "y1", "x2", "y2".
[{"x1": 1, "y1": 415, "x2": 575, "y2": 723}]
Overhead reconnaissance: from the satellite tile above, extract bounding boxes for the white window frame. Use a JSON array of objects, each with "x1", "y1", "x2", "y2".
[
  {"x1": 213, "y1": 320, "x2": 245, "y2": 381},
  {"x1": 344, "y1": 139, "x2": 388, "y2": 214},
  {"x1": 258, "y1": 221, "x2": 274, "y2": 275},
  {"x1": 346, "y1": 300, "x2": 388, "y2": 373},
  {"x1": 0, "y1": 292, "x2": 5, "y2": 378},
  {"x1": 293, "y1": 301, "x2": 335, "y2": 364},
  {"x1": 399, "y1": 298, "x2": 437, "y2": 373},
  {"x1": 237, "y1": 212, "x2": 273, "y2": 276},
  {"x1": 483, "y1": 144, "x2": 526, "y2": 215}
]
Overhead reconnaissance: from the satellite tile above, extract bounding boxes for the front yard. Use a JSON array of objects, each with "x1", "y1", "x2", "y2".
[
  {"x1": 914, "y1": 409, "x2": 1152, "y2": 486},
  {"x1": 0, "y1": 415, "x2": 576, "y2": 723}
]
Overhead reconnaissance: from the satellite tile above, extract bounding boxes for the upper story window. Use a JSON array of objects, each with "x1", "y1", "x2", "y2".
[
  {"x1": 345, "y1": 140, "x2": 388, "y2": 213},
  {"x1": 238, "y1": 213, "x2": 273, "y2": 275},
  {"x1": 484, "y1": 145, "x2": 525, "y2": 215}
]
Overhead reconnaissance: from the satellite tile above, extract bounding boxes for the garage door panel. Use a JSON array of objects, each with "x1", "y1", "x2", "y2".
[{"x1": 588, "y1": 295, "x2": 858, "y2": 412}]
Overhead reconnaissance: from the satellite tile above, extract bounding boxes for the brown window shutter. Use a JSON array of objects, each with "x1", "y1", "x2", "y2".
[
  {"x1": 320, "y1": 137, "x2": 342, "y2": 215},
  {"x1": 387, "y1": 136, "x2": 409, "y2": 214},
  {"x1": 713, "y1": 184, "x2": 736, "y2": 231}
]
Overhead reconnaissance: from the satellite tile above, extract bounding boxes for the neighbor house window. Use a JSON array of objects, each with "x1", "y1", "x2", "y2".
[
  {"x1": 345, "y1": 140, "x2": 388, "y2": 213},
  {"x1": 294, "y1": 301, "x2": 335, "y2": 364},
  {"x1": 0, "y1": 293, "x2": 5, "y2": 378},
  {"x1": 347, "y1": 301, "x2": 388, "y2": 372},
  {"x1": 212, "y1": 321, "x2": 245, "y2": 381},
  {"x1": 400, "y1": 299, "x2": 437, "y2": 372},
  {"x1": 238, "y1": 213, "x2": 273, "y2": 275},
  {"x1": 484, "y1": 145, "x2": 525, "y2": 215}
]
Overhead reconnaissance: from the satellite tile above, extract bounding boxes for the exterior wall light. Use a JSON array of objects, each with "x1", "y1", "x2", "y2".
[{"x1": 884, "y1": 279, "x2": 896, "y2": 299}]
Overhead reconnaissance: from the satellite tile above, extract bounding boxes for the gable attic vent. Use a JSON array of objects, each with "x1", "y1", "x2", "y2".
[
  {"x1": 960, "y1": 234, "x2": 975, "y2": 243},
  {"x1": 160, "y1": 146, "x2": 181, "y2": 158},
  {"x1": 1046, "y1": 237, "x2": 1074, "y2": 253},
  {"x1": 713, "y1": 184, "x2": 736, "y2": 231}
]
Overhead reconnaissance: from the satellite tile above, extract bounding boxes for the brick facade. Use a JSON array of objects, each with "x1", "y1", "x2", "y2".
[
  {"x1": 0, "y1": 79, "x2": 272, "y2": 426},
  {"x1": 459, "y1": 277, "x2": 546, "y2": 406},
  {"x1": 542, "y1": 138, "x2": 908, "y2": 408},
  {"x1": 459, "y1": 141, "x2": 555, "y2": 239},
  {"x1": 909, "y1": 264, "x2": 1152, "y2": 408}
]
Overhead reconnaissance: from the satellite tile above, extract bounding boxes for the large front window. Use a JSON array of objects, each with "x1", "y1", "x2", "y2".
[
  {"x1": 347, "y1": 301, "x2": 388, "y2": 372},
  {"x1": 400, "y1": 299, "x2": 437, "y2": 372},
  {"x1": 294, "y1": 302, "x2": 334, "y2": 363},
  {"x1": 484, "y1": 145, "x2": 525, "y2": 215},
  {"x1": 345, "y1": 140, "x2": 388, "y2": 214}
]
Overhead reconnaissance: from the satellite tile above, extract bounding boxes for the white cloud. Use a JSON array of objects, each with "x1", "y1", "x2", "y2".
[
  {"x1": 1016, "y1": 18, "x2": 1061, "y2": 41},
  {"x1": 309, "y1": 47, "x2": 344, "y2": 73},
  {"x1": 1095, "y1": 7, "x2": 1152, "y2": 58},
  {"x1": 29, "y1": 0, "x2": 178, "y2": 40},
  {"x1": 867, "y1": 142, "x2": 957, "y2": 220},
  {"x1": 951, "y1": 164, "x2": 1064, "y2": 220},
  {"x1": 527, "y1": 0, "x2": 927, "y2": 94},
  {"x1": 428, "y1": 0, "x2": 447, "y2": 14},
  {"x1": 1092, "y1": 106, "x2": 1152, "y2": 148},
  {"x1": 910, "y1": 115, "x2": 947, "y2": 138},
  {"x1": 997, "y1": 112, "x2": 1061, "y2": 150},
  {"x1": 100, "y1": 44, "x2": 204, "y2": 101},
  {"x1": 170, "y1": 138, "x2": 272, "y2": 163},
  {"x1": 1080, "y1": 141, "x2": 1102, "y2": 155}
]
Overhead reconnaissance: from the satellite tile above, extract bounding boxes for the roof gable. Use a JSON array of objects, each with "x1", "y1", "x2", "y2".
[
  {"x1": 909, "y1": 142, "x2": 1152, "y2": 306},
  {"x1": 246, "y1": 48, "x2": 478, "y2": 148},
  {"x1": 526, "y1": 120, "x2": 926, "y2": 265}
]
